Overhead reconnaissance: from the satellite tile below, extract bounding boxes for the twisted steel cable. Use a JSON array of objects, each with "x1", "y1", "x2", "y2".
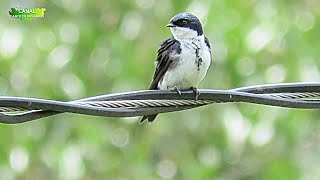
[{"x1": 0, "y1": 82, "x2": 320, "y2": 124}]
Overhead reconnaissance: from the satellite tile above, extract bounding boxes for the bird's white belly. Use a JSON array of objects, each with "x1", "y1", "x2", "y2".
[{"x1": 158, "y1": 42, "x2": 211, "y2": 90}]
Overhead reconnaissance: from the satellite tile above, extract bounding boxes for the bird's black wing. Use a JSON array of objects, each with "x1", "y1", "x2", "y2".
[
  {"x1": 204, "y1": 36, "x2": 212, "y2": 59},
  {"x1": 148, "y1": 37, "x2": 181, "y2": 89},
  {"x1": 140, "y1": 37, "x2": 181, "y2": 123}
]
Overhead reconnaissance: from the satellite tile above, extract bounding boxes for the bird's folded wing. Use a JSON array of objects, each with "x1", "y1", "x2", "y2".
[{"x1": 149, "y1": 37, "x2": 181, "y2": 90}]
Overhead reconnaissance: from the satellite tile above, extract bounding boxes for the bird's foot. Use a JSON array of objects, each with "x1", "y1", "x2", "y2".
[
  {"x1": 190, "y1": 87, "x2": 200, "y2": 100},
  {"x1": 173, "y1": 86, "x2": 182, "y2": 95}
]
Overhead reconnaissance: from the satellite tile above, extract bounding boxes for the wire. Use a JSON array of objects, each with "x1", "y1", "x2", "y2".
[{"x1": 0, "y1": 82, "x2": 320, "y2": 124}]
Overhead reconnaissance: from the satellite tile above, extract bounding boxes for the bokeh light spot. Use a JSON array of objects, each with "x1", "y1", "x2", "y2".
[
  {"x1": 223, "y1": 107, "x2": 251, "y2": 144},
  {"x1": 111, "y1": 128, "x2": 130, "y2": 148},
  {"x1": 60, "y1": 0, "x2": 84, "y2": 13},
  {"x1": 48, "y1": 45, "x2": 73, "y2": 69},
  {"x1": 9, "y1": 147, "x2": 29, "y2": 173},
  {"x1": 236, "y1": 57, "x2": 256, "y2": 76},
  {"x1": 0, "y1": 28, "x2": 22, "y2": 59},
  {"x1": 250, "y1": 120, "x2": 274, "y2": 146},
  {"x1": 59, "y1": 145, "x2": 85, "y2": 179},
  {"x1": 59, "y1": 22, "x2": 80, "y2": 44},
  {"x1": 295, "y1": 11, "x2": 315, "y2": 32},
  {"x1": 36, "y1": 30, "x2": 57, "y2": 51},
  {"x1": 299, "y1": 59, "x2": 320, "y2": 81},
  {"x1": 246, "y1": 25, "x2": 274, "y2": 52},
  {"x1": 254, "y1": 0, "x2": 277, "y2": 20},
  {"x1": 157, "y1": 160, "x2": 177, "y2": 179},
  {"x1": 135, "y1": 0, "x2": 154, "y2": 9},
  {"x1": 10, "y1": 69, "x2": 30, "y2": 92},
  {"x1": 60, "y1": 73, "x2": 85, "y2": 99},
  {"x1": 120, "y1": 12, "x2": 142, "y2": 40},
  {"x1": 187, "y1": 1, "x2": 210, "y2": 25},
  {"x1": 265, "y1": 64, "x2": 286, "y2": 83},
  {"x1": 198, "y1": 146, "x2": 220, "y2": 166}
]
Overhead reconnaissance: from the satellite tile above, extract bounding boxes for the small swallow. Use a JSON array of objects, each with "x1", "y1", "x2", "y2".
[{"x1": 141, "y1": 12, "x2": 212, "y2": 123}]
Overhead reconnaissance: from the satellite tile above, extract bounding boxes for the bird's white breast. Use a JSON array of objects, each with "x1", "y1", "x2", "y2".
[{"x1": 158, "y1": 37, "x2": 211, "y2": 90}]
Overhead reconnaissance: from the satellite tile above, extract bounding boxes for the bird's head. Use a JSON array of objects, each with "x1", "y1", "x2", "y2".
[{"x1": 167, "y1": 12, "x2": 203, "y2": 42}]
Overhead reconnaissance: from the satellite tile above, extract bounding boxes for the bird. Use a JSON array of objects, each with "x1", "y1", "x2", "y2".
[{"x1": 140, "y1": 12, "x2": 212, "y2": 123}]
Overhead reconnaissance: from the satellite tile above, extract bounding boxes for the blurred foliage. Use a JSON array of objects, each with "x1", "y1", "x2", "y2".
[{"x1": 1, "y1": 0, "x2": 320, "y2": 179}]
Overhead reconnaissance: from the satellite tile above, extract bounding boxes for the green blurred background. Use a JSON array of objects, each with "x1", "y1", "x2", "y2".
[{"x1": 1, "y1": 0, "x2": 320, "y2": 179}]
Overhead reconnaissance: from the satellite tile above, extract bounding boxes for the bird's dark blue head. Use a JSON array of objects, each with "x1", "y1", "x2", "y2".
[{"x1": 167, "y1": 12, "x2": 203, "y2": 36}]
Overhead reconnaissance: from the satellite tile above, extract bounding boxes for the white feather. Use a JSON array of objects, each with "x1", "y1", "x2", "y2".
[
  {"x1": 158, "y1": 27, "x2": 211, "y2": 90},
  {"x1": 170, "y1": 26, "x2": 198, "y2": 42}
]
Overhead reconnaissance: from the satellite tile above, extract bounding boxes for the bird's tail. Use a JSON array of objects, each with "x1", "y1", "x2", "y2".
[
  {"x1": 140, "y1": 82, "x2": 160, "y2": 124},
  {"x1": 140, "y1": 114, "x2": 158, "y2": 124}
]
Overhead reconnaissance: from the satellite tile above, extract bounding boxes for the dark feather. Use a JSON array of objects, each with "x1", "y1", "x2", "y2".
[
  {"x1": 204, "y1": 36, "x2": 212, "y2": 66},
  {"x1": 140, "y1": 37, "x2": 181, "y2": 123}
]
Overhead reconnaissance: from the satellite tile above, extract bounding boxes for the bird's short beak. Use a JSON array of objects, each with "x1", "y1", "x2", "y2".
[{"x1": 166, "y1": 23, "x2": 176, "y2": 27}]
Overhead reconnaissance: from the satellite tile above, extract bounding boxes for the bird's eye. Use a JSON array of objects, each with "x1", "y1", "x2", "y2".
[{"x1": 181, "y1": 20, "x2": 188, "y2": 25}]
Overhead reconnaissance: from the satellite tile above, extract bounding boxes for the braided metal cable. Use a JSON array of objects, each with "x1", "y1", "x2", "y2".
[{"x1": 1, "y1": 82, "x2": 320, "y2": 124}]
